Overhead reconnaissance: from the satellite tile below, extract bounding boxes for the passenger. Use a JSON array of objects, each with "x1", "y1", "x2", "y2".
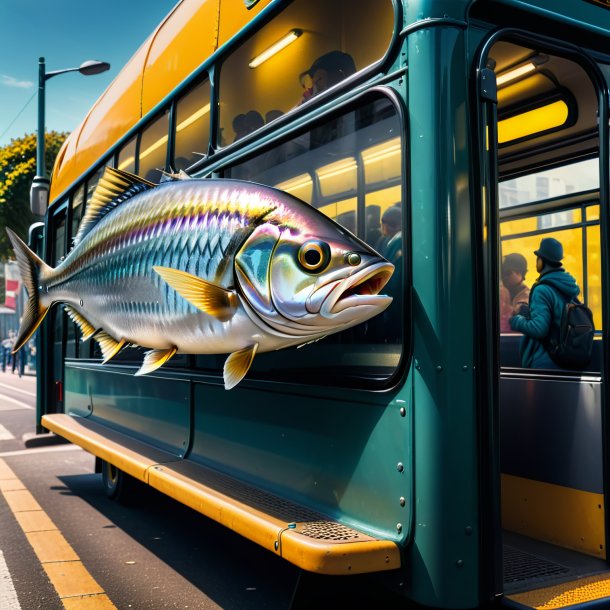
[
  {"x1": 232, "y1": 114, "x2": 248, "y2": 142},
  {"x1": 265, "y1": 109, "x2": 283, "y2": 124},
  {"x1": 298, "y1": 51, "x2": 356, "y2": 105},
  {"x1": 509, "y1": 237, "x2": 580, "y2": 369},
  {"x1": 499, "y1": 283, "x2": 513, "y2": 333},
  {"x1": 500, "y1": 253, "x2": 530, "y2": 325},
  {"x1": 245, "y1": 110, "x2": 264, "y2": 134},
  {"x1": 376, "y1": 205, "x2": 402, "y2": 259}
]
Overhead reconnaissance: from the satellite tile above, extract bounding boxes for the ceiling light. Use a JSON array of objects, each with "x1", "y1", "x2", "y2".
[{"x1": 249, "y1": 29, "x2": 302, "y2": 69}]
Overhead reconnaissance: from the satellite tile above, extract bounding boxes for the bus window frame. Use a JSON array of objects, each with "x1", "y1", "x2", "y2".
[
  {"x1": 209, "y1": 0, "x2": 403, "y2": 161},
  {"x1": 45, "y1": 0, "x2": 403, "y2": 207},
  {"x1": 195, "y1": 86, "x2": 412, "y2": 393}
]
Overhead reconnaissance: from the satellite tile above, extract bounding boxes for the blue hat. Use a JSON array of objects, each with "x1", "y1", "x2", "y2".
[{"x1": 534, "y1": 237, "x2": 563, "y2": 264}]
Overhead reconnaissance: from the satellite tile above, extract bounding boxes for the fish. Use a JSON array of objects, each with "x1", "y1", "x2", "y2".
[{"x1": 8, "y1": 167, "x2": 394, "y2": 389}]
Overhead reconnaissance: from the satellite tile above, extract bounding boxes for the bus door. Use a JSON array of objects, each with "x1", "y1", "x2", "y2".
[{"x1": 478, "y1": 35, "x2": 610, "y2": 606}]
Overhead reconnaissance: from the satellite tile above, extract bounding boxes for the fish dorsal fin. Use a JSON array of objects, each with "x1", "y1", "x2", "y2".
[
  {"x1": 223, "y1": 343, "x2": 258, "y2": 390},
  {"x1": 72, "y1": 167, "x2": 156, "y2": 248},
  {"x1": 153, "y1": 266, "x2": 238, "y2": 322},
  {"x1": 94, "y1": 331, "x2": 126, "y2": 364},
  {"x1": 64, "y1": 305, "x2": 96, "y2": 341},
  {"x1": 134, "y1": 347, "x2": 177, "y2": 376}
]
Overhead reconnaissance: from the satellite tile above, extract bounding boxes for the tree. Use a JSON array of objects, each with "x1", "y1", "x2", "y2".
[{"x1": 0, "y1": 131, "x2": 68, "y2": 260}]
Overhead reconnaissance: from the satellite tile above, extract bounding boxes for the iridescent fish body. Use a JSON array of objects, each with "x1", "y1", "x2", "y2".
[{"x1": 8, "y1": 167, "x2": 394, "y2": 389}]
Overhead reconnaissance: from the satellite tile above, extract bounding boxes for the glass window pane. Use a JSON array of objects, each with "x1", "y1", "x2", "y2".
[
  {"x1": 218, "y1": 0, "x2": 394, "y2": 146},
  {"x1": 174, "y1": 79, "x2": 211, "y2": 170},
  {"x1": 139, "y1": 111, "x2": 170, "y2": 182},
  {"x1": 501, "y1": 226, "x2": 584, "y2": 304},
  {"x1": 587, "y1": 205, "x2": 600, "y2": 221},
  {"x1": 86, "y1": 166, "x2": 104, "y2": 208},
  {"x1": 117, "y1": 136, "x2": 137, "y2": 173},
  {"x1": 587, "y1": 226, "x2": 602, "y2": 330},
  {"x1": 71, "y1": 184, "x2": 85, "y2": 240},
  {"x1": 499, "y1": 158, "x2": 599, "y2": 208},
  {"x1": 219, "y1": 95, "x2": 404, "y2": 385}
]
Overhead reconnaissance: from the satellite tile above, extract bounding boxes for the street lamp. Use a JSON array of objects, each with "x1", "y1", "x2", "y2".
[{"x1": 30, "y1": 56, "x2": 110, "y2": 216}]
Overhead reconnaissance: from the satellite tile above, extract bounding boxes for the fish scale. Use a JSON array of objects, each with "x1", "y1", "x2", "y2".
[{"x1": 7, "y1": 167, "x2": 394, "y2": 388}]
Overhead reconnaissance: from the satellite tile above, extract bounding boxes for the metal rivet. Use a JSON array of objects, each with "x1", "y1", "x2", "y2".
[
  {"x1": 345, "y1": 252, "x2": 361, "y2": 266},
  {"x1": 396, "y1": 462, "x2": 404, "y2": 473},
  {"x1": 274, "y1": 541, "x2": 279, "y2": 550},
  {"x1": 465, "y1": 526, "x2": 473, "y2": 536},
  {"x1": 462, "y1": 365, "x2": 468, "y2": 371},
  {"x1": 396, "y1": 523, "x2": 402, "y2": 532},
  {"x1": 456, "y1": 560, "x2": 464, "y2": 568},
  {"x1": 79, "y1": 299, "x2": 83, "y2": 306},
  {"x1": 436, "y1": 365, "x2": 442, "y2": 372},
  {"x1": 399, "y1": 497, "x2": 406, "y2": 507},
  {"x1": 288, "y1": 522, "x2": 297, "y2": 529},
  {"x1": 399, "y1": 407, "x2": 406, "y2": 417}
]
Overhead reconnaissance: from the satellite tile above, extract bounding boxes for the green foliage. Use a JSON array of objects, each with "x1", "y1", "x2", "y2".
[{"x1": 0, "y1": 131, "x2": 67, "y2": 260}]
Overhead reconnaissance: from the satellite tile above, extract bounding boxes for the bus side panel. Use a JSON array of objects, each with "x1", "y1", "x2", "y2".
[
  {"x1": 64, "y1": 364, "x2": 190, "y2": 457},
  {"x1": 500, "y1": 375, "x2": 605, "y2": 557},
  {"x1": 188, "y1": 380, "x2": 412, "y2": 542}
]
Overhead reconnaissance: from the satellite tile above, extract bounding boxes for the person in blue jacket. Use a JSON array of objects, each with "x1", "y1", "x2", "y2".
[{"x1": 509, "y1": 237, "x2": 580, "y2": 369}]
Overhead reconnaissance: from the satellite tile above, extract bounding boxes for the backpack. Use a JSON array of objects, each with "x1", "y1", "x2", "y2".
[{"x1": 532, "y1": 282, "x2": 595, "y2": 369}]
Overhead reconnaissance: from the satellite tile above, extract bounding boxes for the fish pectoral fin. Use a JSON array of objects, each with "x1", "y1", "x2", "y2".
[
  {"x1": 153, "y1": 266, "x2": 238, "y2": 322},
  {"x1": 223, "y1": 343, "x2": 258, "y2": 390},
  {"x1": 134, "y1": 346, "x2": 177, "y2": 376},
  {"x1": 64, "y1": 306, "x2": 96, "y2": 342},
  {"x1": 95, "y1": 332, "x2": 126, "y2": 364}
]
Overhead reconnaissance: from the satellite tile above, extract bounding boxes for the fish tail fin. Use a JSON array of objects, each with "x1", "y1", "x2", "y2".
[{"x1": 6, "y1": 228, "x2": 52, "y2": 352}]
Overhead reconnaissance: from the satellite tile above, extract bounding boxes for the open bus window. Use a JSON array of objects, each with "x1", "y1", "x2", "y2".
[
  {"x1": 204, "y1": 94, "x2": 405, "y2": 387},
  {"x1": 173, "y1": 78, "x2": 210, "y2": 170},
  {"x1": 139, "y1": 110, "x2": 170, "y2": 183},
  {"x1": 217, "y1": 0, "x2": 394, "y2": 147}
]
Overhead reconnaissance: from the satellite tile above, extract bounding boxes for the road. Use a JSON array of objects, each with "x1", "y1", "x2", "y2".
[{"x1": 0, "y1": 371, "x2": 405, "y2": 610}]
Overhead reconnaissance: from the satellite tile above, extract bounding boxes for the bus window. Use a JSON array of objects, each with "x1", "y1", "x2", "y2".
[
  {"x1": 139, "y1": 110, "x2": 170, "y2": 182},
  {"x1": 218, "y1": 0, "x2": 394, "y2": 146},
  {"x1": 86, "y1": 166, "x2": 105, "y2": 208},
  {"x1": 174, "y1": 78, "x2": 210, "y2": 170},
  {"x1": 217, "y1": 94, "x2": 404, "y2": 385},
  {"x1": 70, "y1": 184, "x2": 85, "y2": 241},
  {"x1": 117, "y1": 135, "x2": 137, "y2": 173}
]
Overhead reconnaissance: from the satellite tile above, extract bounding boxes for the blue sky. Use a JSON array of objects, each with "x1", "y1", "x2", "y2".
[{"x1": 0, "y1": 0, "x2": 178, "y2": 147}]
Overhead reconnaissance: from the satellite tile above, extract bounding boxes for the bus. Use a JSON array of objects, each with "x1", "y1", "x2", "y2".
[{"x1": 30, "y1": 0, "x2": 610, "y2": 607}]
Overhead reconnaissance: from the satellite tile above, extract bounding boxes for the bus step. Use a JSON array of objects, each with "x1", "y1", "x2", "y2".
[
  {"x1": 42, "y1": 413, "x2": 401, "y2": 575},
  {"x1": 506, "y1": 571, "x2": 610, "y2": 609}
]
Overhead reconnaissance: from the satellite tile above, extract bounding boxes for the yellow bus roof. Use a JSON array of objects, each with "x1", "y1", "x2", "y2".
[{"x1": 50, "y1": 0, "x2": 274, "y2": 202}]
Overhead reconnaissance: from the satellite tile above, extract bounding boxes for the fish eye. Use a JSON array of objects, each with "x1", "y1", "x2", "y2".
[{"x1": 298, "y1": 240, "x2": 330, "y2": 272}]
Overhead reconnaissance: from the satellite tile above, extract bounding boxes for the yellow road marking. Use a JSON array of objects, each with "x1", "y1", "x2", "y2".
[
  {"x1": 3, "y1": 489, "x2": 42, "y2": 512},
  {"x1": 42, "y1": 562, "x2": 105, "y2": 598},
  {"x1": 62, "y1": 594, "x2": 117, "y2": 610},
  {"x1": 0, "y1": 458, "x2": 117, "y2": 609},
  {"x1": 14, "y1": 509, "x2": 56, "y2": 532},
  {"x1": 26, "y1": 530, "x2": 80, "y2": 563}
]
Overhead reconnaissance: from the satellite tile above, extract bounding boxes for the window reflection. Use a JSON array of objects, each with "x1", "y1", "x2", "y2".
[
  {"x1": 218, "y1": 0, "x2": 394, "y2": 146},
  {"x1": 174, "y1": 79, "x2": 211, "y2": 170},
  {"x1": 139, "y1": 111, "x2": 170, "y2": 183},
  {"x1": 219, "y1": 95, "x2": 404, "y2": 385}
]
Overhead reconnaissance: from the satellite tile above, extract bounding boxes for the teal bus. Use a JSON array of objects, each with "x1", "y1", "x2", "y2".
[{"x1": 31, "y1": 0, "x2": 610, "y2": 607}]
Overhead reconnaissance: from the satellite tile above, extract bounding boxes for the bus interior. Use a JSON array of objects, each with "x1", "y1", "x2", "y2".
[{"x1": 489, "y1": 37, "x2": 608, "y2": 602}]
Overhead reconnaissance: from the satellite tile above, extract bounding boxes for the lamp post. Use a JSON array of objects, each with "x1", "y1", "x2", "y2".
[{"x1": 30, "y1": 56, "x2": 110, "y2": 215}]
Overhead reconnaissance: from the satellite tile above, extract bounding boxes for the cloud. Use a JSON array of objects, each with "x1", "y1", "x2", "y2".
[{"x1": 0, "y1": 74, "x2": 34, "y2": 89}]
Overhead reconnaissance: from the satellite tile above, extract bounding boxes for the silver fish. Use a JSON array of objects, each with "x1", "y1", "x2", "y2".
[{"x1": 9, "y1": 167, "x2": 394, "y2": 389}]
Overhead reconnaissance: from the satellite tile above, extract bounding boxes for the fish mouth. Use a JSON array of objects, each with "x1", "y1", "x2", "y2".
[{"x1": 325, "y1": 262, "x2": 394, "y2": 314}]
